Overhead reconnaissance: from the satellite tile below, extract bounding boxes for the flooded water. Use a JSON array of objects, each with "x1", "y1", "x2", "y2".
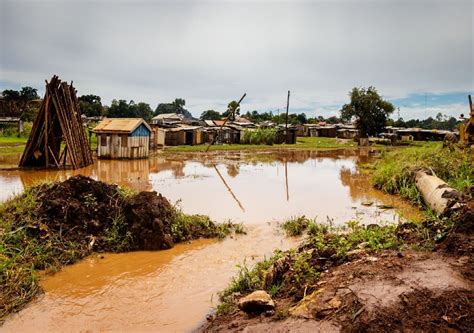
[
  {"x1": 0, "y1": 149, "x2": 423, "y2": 332},
  {"x1": 0, "y1": 149, "x2": 421, "y2": 224}
]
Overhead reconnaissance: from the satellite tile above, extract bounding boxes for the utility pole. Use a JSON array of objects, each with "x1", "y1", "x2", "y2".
[
  {"x1": 285, "y1": 90, "x2": 290, "y2": 143},
  {"x1": 205, "y1": 93, "x2": 246, "y2": 152}
]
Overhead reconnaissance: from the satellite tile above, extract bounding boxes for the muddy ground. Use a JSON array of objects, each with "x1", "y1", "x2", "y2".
[
  {"x1": 205, "y1": 252, "x2": 473, "y2": 332},
  {"x1": 204, "y1": 197, "x2": 474, "y2": 332}
]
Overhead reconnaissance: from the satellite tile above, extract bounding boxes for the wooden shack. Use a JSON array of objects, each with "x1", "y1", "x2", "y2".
[{"x1": 93, "y1": 118, "x2": 151, "y2": 159}]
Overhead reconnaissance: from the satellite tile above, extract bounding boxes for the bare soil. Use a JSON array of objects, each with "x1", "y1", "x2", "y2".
[
  {"x1": 205, "y1": 251, "x2": 473, "y2": 332},
  {"x1": 33, "y1": 175, "x2": 176, "y2": 251},
  {"x1": 204, "y1": 196, "x2": 474, "y2": 332}
]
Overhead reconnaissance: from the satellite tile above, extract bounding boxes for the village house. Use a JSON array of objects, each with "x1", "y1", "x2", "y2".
[
  {"x1": 395, "y1": 128, "x2": 454, "y2": 141},
  {"x1": 93, "y1": 118, "x2": 151, "y2": 159},
  {"x1": 336, "y1": 127, "x2": 359, "y2": 139},
  {"x1": 301, "y1": 124, "x2": 338, "y2": 138},
  {"x1": 150, "y1": 113, "x2": 185, "y2": 126}
]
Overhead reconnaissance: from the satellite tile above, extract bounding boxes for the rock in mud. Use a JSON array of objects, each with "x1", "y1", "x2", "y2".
[
  {"x1": 290, "y1": 288, "x2": 342, "y2": 319},
  {"x1": 238, "y1": 290, "x2": 275, "y2": 314}
]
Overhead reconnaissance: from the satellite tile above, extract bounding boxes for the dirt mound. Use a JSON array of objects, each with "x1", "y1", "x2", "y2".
[
  {"x1": 28, "y1": 175, "x2": 178, "y2": 252},
  {"x1": 204, "y1": 252, "x2": 474, "y2": 332},
  {"x1": 453, "y1": 196, "x2": 474, "y2": 234},
  {"x1": 36, "y1": 176, "x2": 123, "y2": 244},
  {"x1": 349, "y1": 289, "x2": 473, "y2": 333},
  {"x1": 124, "y1": 191, "x2": 175, "y2": 250}
]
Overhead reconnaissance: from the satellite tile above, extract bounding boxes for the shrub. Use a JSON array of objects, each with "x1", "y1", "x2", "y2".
[{"x1": 241, "y1": 128, "x2": 277, "y2": 145}]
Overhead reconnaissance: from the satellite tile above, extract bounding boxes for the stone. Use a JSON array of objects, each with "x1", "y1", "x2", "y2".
[
  {"x1": 238, "y1": 290, "x2": 275, "y2": 314},
  {"x1": 327, "y1": 296, "x2": 342, "y2": 309}
]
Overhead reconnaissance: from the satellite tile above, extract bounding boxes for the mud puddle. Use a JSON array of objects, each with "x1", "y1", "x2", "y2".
[
  {"x1": 2, "y1": 224, "x2": 297, "y2": 332},
  {"x1": 0, "y1": 150, "x2": 423, "y2": 332}
]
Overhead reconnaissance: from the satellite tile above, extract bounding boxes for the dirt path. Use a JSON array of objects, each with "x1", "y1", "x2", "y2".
[{"x1": 204, "y1": 251, "x2": 473, "y2": 332}]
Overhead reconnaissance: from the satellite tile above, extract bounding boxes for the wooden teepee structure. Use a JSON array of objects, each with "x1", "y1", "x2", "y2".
[{"x1": 19, "y1": 75, "x2": 93, "y2": 169}]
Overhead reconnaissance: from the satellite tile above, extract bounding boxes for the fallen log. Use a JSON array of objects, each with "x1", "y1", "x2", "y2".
[{"x1": 415, "y1": 171, "x2": 462, "y2": 216}]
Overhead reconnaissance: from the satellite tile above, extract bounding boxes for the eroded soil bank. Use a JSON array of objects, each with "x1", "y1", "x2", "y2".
[{"x1": 204, "y1": 188, "x2": 474, "y2": 332}]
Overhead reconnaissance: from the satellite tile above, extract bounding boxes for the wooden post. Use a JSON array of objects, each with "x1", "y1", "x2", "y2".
[
  {"x1": 285, "y1": 90, "x2": 290, "y2": 144},
  {"x1": 205, "y1": 93, "x2": 246, "y2": 152},
  {"x1": 44, "y1": 93, "x2": 49, "y2": 167},
  {"x1": 469, "y1": 95, "x2": 473, "y2": 115}
]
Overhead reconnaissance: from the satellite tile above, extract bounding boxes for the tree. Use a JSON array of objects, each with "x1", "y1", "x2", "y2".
[
  {"x1": 78, "y1": 94, "x2": 103, "y2": 117},
  {"x1": 154, "y1": 98, "x2": 192, "y2": 118},
  {"x1": 223, "y1": 100, "x2": 240, "y2": 120},
  {"x1": 2, "y1": 89, "x2": 21, "y2": 100},
  {"x1": 340, "y1": 87, "x2": 394, "y2": 137},
  {"x1": 296, "y1": 113, "x2": 307, "y2": 124},
  {"x1": 107, "y1": 99, "x2": 153, "y2": 120},
  {"x1": 108, "y1": 99, "x2": 130, "y2": 118},
  {"x1": 2, "y1": 87, "x2": 38, "y2": 101},
  {"x1": 20, "y1": 87, "x2": 39, "y2": 101},
  {"x1": 200, "y1": 110, "x2": 221, "y2": 120},
  {"x1": 133, "y1": 102, "x2": 153, "y2": 121},
  {"x1": 1, "y1": 87, "x2": 40, "y2": 120},
  {"x1": 172, "y1": 98, "x2": 185, "y2": 109}
]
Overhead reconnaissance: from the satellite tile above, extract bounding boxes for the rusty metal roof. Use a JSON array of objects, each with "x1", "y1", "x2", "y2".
[{"x1": 93, "y1": 118, "x2": 151, "y2": 134}]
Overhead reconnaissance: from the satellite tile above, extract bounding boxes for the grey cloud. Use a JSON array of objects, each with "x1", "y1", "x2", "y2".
[{"x1": 1, "y1": 0, "x2": 472, "y2": 118}]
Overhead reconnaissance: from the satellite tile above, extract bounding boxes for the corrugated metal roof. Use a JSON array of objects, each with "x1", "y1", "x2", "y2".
[
  {"x1": 152, "y1": 113, "x2": 184, "y2": 120},
  {"x1": 213, "y1": 120, "x2": 226, "y2": 126},
  {"x1": 93, "y1": 118, "x2": 151, "y2": 134}
]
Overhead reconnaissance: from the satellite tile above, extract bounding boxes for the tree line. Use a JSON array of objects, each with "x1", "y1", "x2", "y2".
[
  {"x1": 0, "y1": 87, "x2": 40, "y2": 121},
  {"x1": 0, "y1": 87, "x2": 194, "y2": 122},
  {"x1": 78, "y1": 96, "x2": 192, "y2": 121},
  {"x1": 1, "y1": 87, "x2": 463, "y2": 134}
]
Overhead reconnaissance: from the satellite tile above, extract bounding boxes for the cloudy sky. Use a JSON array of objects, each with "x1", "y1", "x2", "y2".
[{"x1": 1, "y1": 0, "x2": 472, "y2": 119}]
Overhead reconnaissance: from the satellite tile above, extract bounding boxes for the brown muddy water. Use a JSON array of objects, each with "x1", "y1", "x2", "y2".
[{"x1": 0, "y1": 149, "x2": 423, "y2": 332}]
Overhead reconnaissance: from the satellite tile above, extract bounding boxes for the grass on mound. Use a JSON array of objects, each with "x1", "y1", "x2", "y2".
[
  {"x1": 371, "y1": 145, "x2": 473, "y2": 205},
  {"x1": 217, "y1": 219, "x2": 403, "y2": 315}
]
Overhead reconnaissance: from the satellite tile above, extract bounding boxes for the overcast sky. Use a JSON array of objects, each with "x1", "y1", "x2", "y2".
[{"x1": 1, "y1": 0, "x2": 472, "y2": 119}]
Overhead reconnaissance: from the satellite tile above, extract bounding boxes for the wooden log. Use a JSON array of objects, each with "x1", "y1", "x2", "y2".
[
  {"x1": 19, "y1": 75, "x2": 93, "y2": 169},
  {"x1": 415, "y1": 171, "x2": 462, "y2": 215}
]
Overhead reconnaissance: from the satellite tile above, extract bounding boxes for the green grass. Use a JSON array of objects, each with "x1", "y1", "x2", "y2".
[
  {"x1": 0, "y1": 129, "x2": 97, "y2": 157},
  {"x1": 280, "y1": 216, "x2": 313, "y2": 236},
  {"x1": 217, "y1": 219, "x2": 403, "y2": 313},
  {"x1": 0, "y1": 136, "x2": 28, "y2": 145},
  {"x1": 171, "y1": 209, "x2": 246, "y2": 242},
  {"x1": 0, "y1": 135, "x2": 28, "y2": 156},
  {"x1": 165, "y1": 137, "x2": 357, "y2": 153},
  {"x1": 372, "y1": 144, "x2": 473, "y2": 204}
]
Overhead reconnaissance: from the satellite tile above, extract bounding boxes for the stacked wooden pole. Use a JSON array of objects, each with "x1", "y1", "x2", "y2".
[{"x1": 19, "y1": 75, "x2": 93, "y2": 169}]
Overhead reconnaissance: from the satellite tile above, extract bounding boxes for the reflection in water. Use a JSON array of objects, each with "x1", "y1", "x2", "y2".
[
  {"x1": 0, "y1": 149, "x2": 422, "y2": 223},
  {"x1": 213, "y1": 164, "x2": 245, "y2": 212},
  {"x1": 285, "y1": 160, "x2": 289, "y2": 201}
]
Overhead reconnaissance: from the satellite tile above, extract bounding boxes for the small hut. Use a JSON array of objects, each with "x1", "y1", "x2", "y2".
[{"x1": 93, "y1": 118, "x2": 151, "y2": 159}]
